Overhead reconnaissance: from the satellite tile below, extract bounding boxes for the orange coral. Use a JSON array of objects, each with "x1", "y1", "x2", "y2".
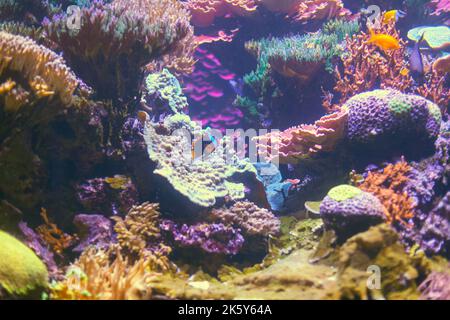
[
  {"x1": 359, "y1": 160, "x2": 415, "y2": 226},
  {"x1": 331, "y1": 23, "x2": 413, "y2": 106},
  {"x1": 254, "y1": 108, "x2": 348, "y2": 164},
  {"x1": 185, "y1": 0, "x2": 258, "y2": 27},
  {"x1": 36, "y1": 208, "x2": 75, "y2": 256}
]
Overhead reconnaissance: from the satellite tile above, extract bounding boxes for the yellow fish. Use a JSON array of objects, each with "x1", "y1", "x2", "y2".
[
  {"x1": 382, "y1": 10, "x2": 406, "y2": 24},
  {"x1": 367, "y1": 29, "x2": 400, "y2": 51},
  {"x1": 400, "y1": 67, "x2": 410, "y2": 77}
]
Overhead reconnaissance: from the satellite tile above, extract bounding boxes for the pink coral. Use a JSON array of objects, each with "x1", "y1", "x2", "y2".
[
  {"x1": 428, "y1": 0, "x2": 450, "y2": 25},
  {"x1": 290, "y1": 0, "x2": 351, "y2": 24},
  {"x1": 254, "y1": 109, "x2": 348, "y2": 164},
  {"x1": 185, "y1": 0, "x2": 258, "y2": 27}
]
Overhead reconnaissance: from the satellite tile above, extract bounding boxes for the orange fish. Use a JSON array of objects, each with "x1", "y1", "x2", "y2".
[{"x1": 367, "y1": 29, "x2": 400, "y2": 51}]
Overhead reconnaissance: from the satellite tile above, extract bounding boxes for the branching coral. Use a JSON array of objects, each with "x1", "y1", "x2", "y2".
[
  {"x1": 50, "y1": 248, "x2": 156, "y2": 300},
  {"x1": 290, "y1": 0, "x2": 351, "y2": 24},
  {"x1": 36, "y1": 208, "x2": 75, "y2": 256},
  {"x1": 112, "y1": 202, "x2": 162, "y2": 256},
  {"x1": 0, "y1": 31, "x2": 87, "y2": 112},
  {"x1": 428, "y1": 0, "x2": 450, "y2": 25},
  {"x1": 185, "y1": 0, "x2": 258, "y2": 27},
  {"x1": 43, "y1": 0, "x2": 194, "y2": 102},
  {"x1": 254, "y1": 108, "x2": 348, "y2": 164},
  {"x1": 210, "y1": 201, "x2": 280, "y2": 236},
  {"x1": 359, "y1": 160, "x2": 415, "y2": 226},
  {"x1": 331, "y1": 23, "x2": 413, "y2": 106}
]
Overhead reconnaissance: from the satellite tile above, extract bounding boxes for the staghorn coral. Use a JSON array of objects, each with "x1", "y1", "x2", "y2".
[
  {"x1": 185, "y1": 0, "x2": 258, "y2": 27},
  {"x1": 359, "y1": 160, "x2": 415, "y2": 226},
  {"x1": 50, "y1": 248, "x2": 156, "y2": 300},
  {"x1": 332, "y1": 23, "x2": 413, "y2": 105},
  {"x1": 0, "y1": 230, "x2": 48, "y2": 299},
  {"x1": 43, "y1": 0, "x2": 194, "y2": 102},
  {"x1": 36, "y1": 208, "x2": 75, "y2": 256},
  {"x1": 320, "y1": 185, "x2": 385, "y2": 240},
  {"x1": 290, "y1": 0, "x2": 351, "y2": 24},
  {"x1": 210, "y1": 201, "x2": 280, "y2": 236},
  {"x1": 161, "y1": 220, "x2": 244, "y2": 255},
  {"x1": 0, "y1": 31, "x2": 87, "y2": 112},
  {"x1": 112, "y1": 202, "x2": 161, "y2": 256},
  {"x1": 254, "y1": 108, "x2": 348, "y2": 164}
]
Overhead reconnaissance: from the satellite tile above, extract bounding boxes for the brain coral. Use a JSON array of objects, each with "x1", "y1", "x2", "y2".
[
  {"x1": 320, "y1": 185, "x2": 385, "y2": 239},
  {"x1": 0, "y1": 230, "x2": 48, "y2": 298},
  {"x1": 345, "y1": 89, "x2": 442, "y2": 148}
]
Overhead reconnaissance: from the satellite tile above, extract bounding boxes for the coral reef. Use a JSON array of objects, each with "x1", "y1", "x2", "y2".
[
  {"x1": 290, "y1": 0, "x2": 351, "y2": 24},
  {"x1": 73, "y1": 214, "x2": 113, "y2": 253},
  {"x1": 419, "y1": 269, "x2": 450, "y2": 300},
  {"x1": 43, "y1": 0, "x2": 194, "y2": 102}
]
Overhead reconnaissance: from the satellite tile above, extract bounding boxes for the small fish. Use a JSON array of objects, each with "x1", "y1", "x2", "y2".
[
  {"x1": 137, "y1": 111, "x2": 148, "y2": 123},
  {"x1": 382, "y1": 10, "x2": 406, "y2": 24},
  {"x1": 229, "y1": 78, "x2": 244, "y2": 96},
  {"x1": 409, "y1": 32, "x2": 426, "y2": 75},
  {"x1": 367, "y1": 29, "x2": 400, "y2": 51},
  {"x1": 400, "y1": 67, "x2": 410, "y2": 77}
]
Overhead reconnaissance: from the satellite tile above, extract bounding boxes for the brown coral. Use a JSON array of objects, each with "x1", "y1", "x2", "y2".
[
  {"x1": 210, "y1": 201, "x2": 280, "y2": 236},
  {"x1": 0, "y1": 31, "x2": 86, "y2": 111},
  {"x1": 112, "y1": 202, "x2": 162, "y2": 256},
  {"x1": 359, "y1": 160, "x2": 415, "y2": 226}
]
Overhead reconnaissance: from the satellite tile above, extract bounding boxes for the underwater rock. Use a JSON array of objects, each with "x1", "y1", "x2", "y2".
[
  {"x1": 320, "y1": 185, "x2": 385, "y2": 240},
  {"x1": 345, "y1": 89, "x2": 442, "y2": 158},
  {"x1": 73, "y1": 214, "x2": 113, "y2": 253},
  {"x1": 335, "y1": 224, "x2": 444, "y2": 300},
  {"x1": 0, "y1": 230, "x2": 48, "y2": 299}
]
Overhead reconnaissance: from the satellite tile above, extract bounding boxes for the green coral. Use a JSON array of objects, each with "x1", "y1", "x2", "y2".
[
  {"x1": 143, "y1": 115, "x2": 259, "y2": 207},
  {"x1": 407, "y1": 26, "x2": 450, "y2": 50},
  {"x1": 0, "y1": 230, "x2": 48, "y2": 298},
  {"x1": 427, "y1": 102, "x2": 442, "y2": 123},
  {"x1": 327, "y1": 185, "x2": 362, "y2": 202},
  {"x1": 145, "y1": 68, "x2": 188, "y2": 115},
  {"x1": 389, "y1": 99, "x2": 413, "y2": 116}
]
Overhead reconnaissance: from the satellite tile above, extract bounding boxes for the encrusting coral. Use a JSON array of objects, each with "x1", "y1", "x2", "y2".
[
  {"x1": 0, "y1": 230, "x2": 48, "y2": 299},
  {"x1": 210, "y1": 201, "x2": 280, "y2": 236}
]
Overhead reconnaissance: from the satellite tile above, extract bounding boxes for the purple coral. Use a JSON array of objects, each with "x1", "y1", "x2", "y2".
[
  {"x1": 76, "y1": 177, "x2": 138, "y2": 216},
  {"x1": 320, "y1": 185, "x2": 385, "y2": 239},
  {"x1": 73, "y1": 214, "x2": 113, "y2": 253},
  {"x1": 419, "y1": 192, "x2": 450, "y2": 255},
  {"x1": 345, "y1": 90, "x2": 441, "y2": 148},
  {"x1": 419, "y1": 270, "x2": 450, "y2": 300},
  {"x1": 18, "y1": 222, "x2": 59, "y2": 277},
  {"x1": 161, "y1": 220, "x2": 244, "y2": 255}
]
